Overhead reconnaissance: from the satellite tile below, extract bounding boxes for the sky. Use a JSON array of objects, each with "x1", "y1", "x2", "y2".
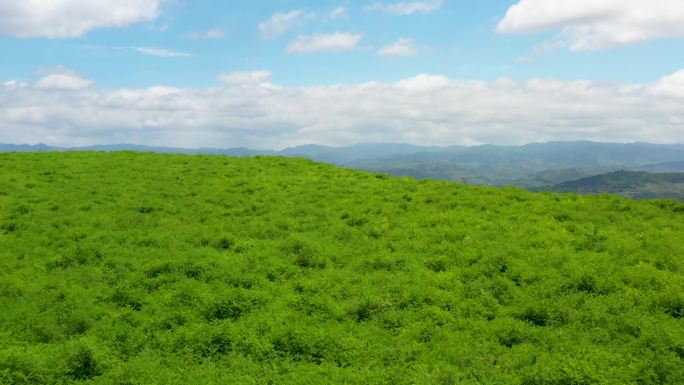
[{"x1": 1, "y1": 0, "x2": 683, "y2": 149}]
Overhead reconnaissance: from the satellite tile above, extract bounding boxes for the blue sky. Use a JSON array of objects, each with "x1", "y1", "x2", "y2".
[
  {"x1": 1, "y1": 1, "x2": 683, "y2": 148},
  {"x1": 2, "y1": 0, "x2": 683, "y2": 87}
]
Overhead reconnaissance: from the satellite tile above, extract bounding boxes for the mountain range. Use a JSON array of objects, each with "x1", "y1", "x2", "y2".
[
  {"x1": 539, "y1": 171, "x2": 684, "y2": 200},
  {"x1": 3, "y1": 141, "x2": 684, "y2": 198}
]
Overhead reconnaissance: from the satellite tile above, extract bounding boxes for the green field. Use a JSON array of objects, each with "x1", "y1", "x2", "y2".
[{"x1": 0, "y1": 152, "x2": 682, "y2": 384}]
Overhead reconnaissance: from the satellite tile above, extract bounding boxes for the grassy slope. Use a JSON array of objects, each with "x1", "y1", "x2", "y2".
[{"x1": 0, "y1": 152, "x2": 682, "y2": 385}]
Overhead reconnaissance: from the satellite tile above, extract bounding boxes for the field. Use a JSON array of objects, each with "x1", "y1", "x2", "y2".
[{"x1": 0, "y1": 152, "x2": 683, "y2": 384}]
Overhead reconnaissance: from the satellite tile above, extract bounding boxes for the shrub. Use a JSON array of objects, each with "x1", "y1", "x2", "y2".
[
  {"x1": 204, "y1": 290, "x2": 259, "y2": 321},
  {"x1": 65, "y1": 345, "x2": 102, "y2": 381},
  {"x1": 281, "y1": 237, "x2": 327, "y2": 269}
]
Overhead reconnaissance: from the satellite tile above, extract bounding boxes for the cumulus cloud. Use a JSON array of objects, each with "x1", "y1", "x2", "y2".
[
  {"x1": 35, "y1": 74, "x2": 94, "y2": 91},
  {"x1": 650, "y1": 69, "x2": 684, "y2": 98},
  {"x1": 497, "y1": 0, "x2": 684, "y2": 51},
  {"x1": 259, "y1": 10, "x2": 313, "y2": 40},
  {"x1": 366, "y1": 0, "x2": 443, "y2": 15},
  {"x1": 1, "y1": 70, "x2": 683, "y2": 148},
  {"x1": 0, "y1": 0, "x2": 161, "y2": 38},
  {"x1": 34, "y1": 68, "x2": 94, "y2": 90},
  {"x1": 219, "y1": 71, "x2": 273, "y2": 86},
  {"x1": 285, "y1": 32, "x2": 363, "y2": 53},
  {"x1": 134, "y1": 47, "x2": 193, "y2": 57},
  {"x1": 378, "y1": 38, "x2": 421, "y2": 57}
]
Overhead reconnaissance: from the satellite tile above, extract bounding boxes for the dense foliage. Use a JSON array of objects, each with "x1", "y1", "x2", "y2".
[
  {"x1": 5, "y1": 141, "x2": 684, "y2": 190},
  {"x1": 541, "y1": 171, "x2": 684, "y2": 201},
  {"x1": 0, "y1": 152, "x2": 683, "y2": 384}
]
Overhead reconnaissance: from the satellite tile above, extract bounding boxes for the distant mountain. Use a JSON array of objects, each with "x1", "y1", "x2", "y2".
[
  {"x1": 0, "y1": 143, "x2": 58, "y2": 152},
  {"x1": 539, "y1": 171, "x2": 684, "y2": 200},
  {"x1": 0, "y1": 143, "x2": 274, "y2": 157},
  {"x1": 3, "y1": 141, "x2": 684, "y2": 190},
  {"x1": 635, "y1": 161, "x2": 684, "y2": 173},
  {"x1": 281, "y1": 143, "x2": 455, "y2": 164},
  {"x1": 348, "y1": 141, "x2": 684, "y2": 187}
]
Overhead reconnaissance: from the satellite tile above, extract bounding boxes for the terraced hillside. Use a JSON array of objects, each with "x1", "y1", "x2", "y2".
[{"x1": 0, "y1": 152, "x2": 682, "y2": 384}]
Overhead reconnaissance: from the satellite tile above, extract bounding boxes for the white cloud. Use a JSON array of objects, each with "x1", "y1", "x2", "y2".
[
  {"x1": 286, "y1": 32, "x2": 363, "y2": 53},
  {"x1": 134, "y1": 47, "x2": 193, "y2": 57},
  {"x1": 650, "y1": 69, "x2": 684, "y2": 98},
  {"x1": 259, "y1": 10, "x2": 313, "y2": 40},
  {"x1": 3, "y1": 80, "x2": 28, "y2": 89},
  {"x1": 378, "y1": 38, "x2": 421, "y2": 57},
  {"x1": 219, "y1": 71, "x2": 272, "y2": 86},
  {"x1": 184, "y1": 28, "x2": 229, "y2": 40},
  {"x1": 366, "y1": 0, "x2": 443, "y2": 15},
  {"x1": 35, "y1": 73, "x2": 94, "y2": 91},
  {"x1": 329, "y1": 6, "x2": 348, "y2": 20},
  {"x1": 394, "y1": 74, "x2": 450, "y2": 90},
  {"x1": 498, "y1": 0, "x2": 684, "y2": 51},
  {"x1": 1, "y1": 69, "x2": 683, "y2": 148},
  {"x1": 0, "y1": 0, "x2": 161, "y2": 38}
]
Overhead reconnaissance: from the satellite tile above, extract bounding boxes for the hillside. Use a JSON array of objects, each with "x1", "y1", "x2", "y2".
[
  {"x1": 347, "y1": 142, "x2": 684, "y2": 187},
  {"x1": 542, "y1": 171, "x2": 684, "y2": 200},
  {"x1": 4, "y1": 141, "x2": 684, "y2": 188},
  {"x1": 637, "y1": 161, "x2": 684, "y2": 173},
  {"x1": 0, "y1": 152, "x2": 683, "y2": 384}
]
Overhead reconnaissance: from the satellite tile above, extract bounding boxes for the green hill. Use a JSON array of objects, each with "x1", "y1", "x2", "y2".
[
  {"x1": 542, "y1": 171, "x2": 684, "y2": 200},
  {"x1": 5, "y1": 141, "x2": 684, "y2": 188},
  {"x1": 0, "y1": 152, "x2": 682, "y2": 385}
]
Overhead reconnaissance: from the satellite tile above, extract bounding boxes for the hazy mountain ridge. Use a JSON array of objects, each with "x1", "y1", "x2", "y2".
[
  {"x1": 344, "y1": 142, "x2": 684, "y2": 188},
  {"x1": 0, "y1": 143, "x2": 276, "y2": 157},
  {"x1": 539, "y1": 170, "x2": 684, "y2": 200},
  {"x1": 4, "y1": 141, "x2": 684, "y2": 194},
  {"x1": 635, "y1": 161, "x2": 684, "y2": 173}
]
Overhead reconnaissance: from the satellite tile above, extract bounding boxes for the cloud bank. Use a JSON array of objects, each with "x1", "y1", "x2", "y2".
[
  {"x1": 219, "y1": 71, "x2": 273, "y2": 86},
  {"x1": 1, "y1": 69, "x2": 683, "y2": 149},
  {"x1": 0, "y1": 0, "x2": 161, "y2": 38},
  {"x1": 497, "y1": 0, "x2": 684, "y2": 51}
]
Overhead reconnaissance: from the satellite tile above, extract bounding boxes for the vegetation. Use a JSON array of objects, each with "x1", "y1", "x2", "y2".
[
  {"x1": 5, "y1": 141, "x2": 684, "y2": 189},
  {"x1": 0, "y1": 151, "x2": 683, "y2": 384},
  {"x1": 541, "y1": 171, "x2": 684, "y2": 200}
]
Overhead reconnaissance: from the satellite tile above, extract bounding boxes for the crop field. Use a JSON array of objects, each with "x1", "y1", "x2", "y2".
[{"x1": 0, "y1": 152, "x2": 682, "y2": 384}]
